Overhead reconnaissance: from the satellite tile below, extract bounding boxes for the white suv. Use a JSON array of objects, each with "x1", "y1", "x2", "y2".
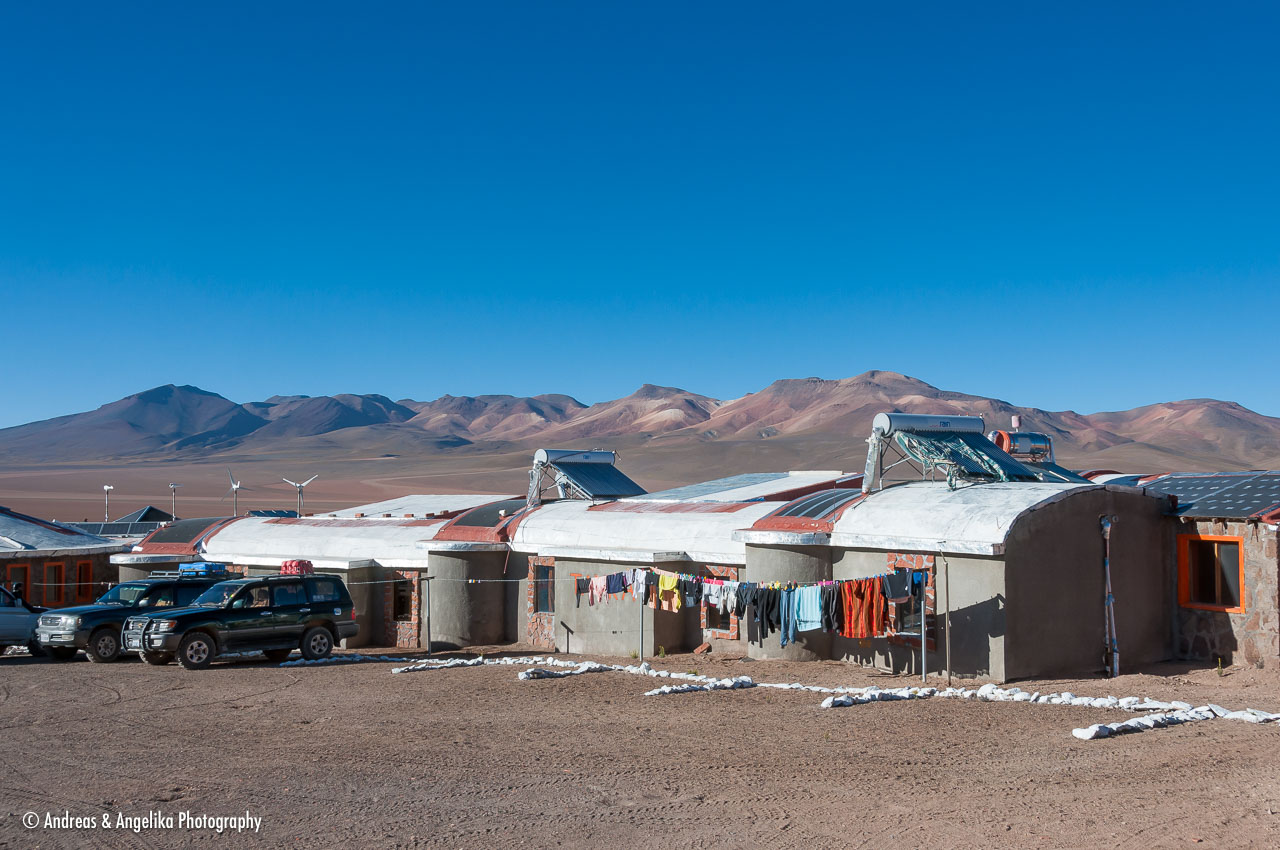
[{"x1": 0, "y1": 586, "x2": 42, "y2": 655}]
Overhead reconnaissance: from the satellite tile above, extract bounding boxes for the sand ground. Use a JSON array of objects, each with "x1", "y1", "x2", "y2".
[{"x1": 1, "y1": 646, "x2": 1278, "y2": 848}]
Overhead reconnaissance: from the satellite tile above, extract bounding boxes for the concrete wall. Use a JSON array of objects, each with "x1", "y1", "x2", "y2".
[
  {"x1": 1175, "y1": 519, "x2": 1279, "y2": 667},
  {"x1": 423, "y1": 552, "x2": 508, "y2": 650},
  {"x1": 829, "y1": 549, "x2": 1006, "y2": 679},
  {"x1": 742, "y1": 545, "x2": 832, "y2": 661},
  {"x1": 1004, "y1": 487, "x2": 1172, "y2": 681},
  {"x1": 548, "y1": 559, "x2": 690, "y2": 658}
]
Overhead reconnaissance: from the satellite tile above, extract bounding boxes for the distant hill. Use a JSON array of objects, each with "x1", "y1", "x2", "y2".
[{"x1": 4, "y1": 372, "x2": 1280, "y2": 473}]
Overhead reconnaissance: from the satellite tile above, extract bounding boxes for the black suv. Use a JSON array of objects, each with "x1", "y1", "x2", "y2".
[
  {"x1": 122, "y1": 574, "x2": 359, "y2": 669},
  {"x1": 34, "y1": 567, "x2": 234, "y2": 662}
]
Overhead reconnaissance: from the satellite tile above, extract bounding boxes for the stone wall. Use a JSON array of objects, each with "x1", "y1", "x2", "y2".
[{"x1": 1175, "y1": 520, "x2": 1279, "y2": 667}]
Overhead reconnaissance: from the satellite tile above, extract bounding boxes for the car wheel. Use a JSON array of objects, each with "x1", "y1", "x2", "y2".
[
  {"x1": 141, "y1": 651, "x2": 173, "y2": 666},
  {"x1": 177, "y1": 633, "x2": 215, "y2": 670},
  {"x1": 26, "y1": 639, "x2": 46, "y2": 658},
  {"x1": 86, "y1": 629, "x2": 121, "y2": 663},
  {"x1": 300, "y1": 626, "x2": 334, "y2": 661},
  {"x1": 47, "y1": 647, "x2": 78, "y2": 662},
  {"x1": 263, "y1": 649, "x2": 292, "y2": 663}
]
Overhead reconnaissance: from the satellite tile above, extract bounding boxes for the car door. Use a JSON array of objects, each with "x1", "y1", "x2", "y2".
[
  {"x1": 0, "y1": 587, "x2": 25, "y2": 643},
  {"x1": 268, "y1": 581, "x2": 310, "y2": 644},
  {"x1": 222, "y1": 583, "x2": 274, "y2": 649}
]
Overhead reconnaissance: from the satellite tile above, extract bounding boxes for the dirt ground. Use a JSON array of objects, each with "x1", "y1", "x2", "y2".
[{"x1": 1, "y1": 647, "x2": 1278, "y2": 849}]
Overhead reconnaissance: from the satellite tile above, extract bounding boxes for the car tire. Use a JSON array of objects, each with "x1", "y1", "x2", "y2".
[
  {"x1": 47, "y1": 647, "x2": 78, "y2": 662},
  {"x1": 141, "y1": 651, "x2": 173, "y2": 666},
  {"x1": 300, "y1": 626, "x2": 334, "y2": 661},
  {"x1": 26, "y1": 639, "x2": 46, "y2": 658},
  {"x1": 263, "y1": 649, "x2": 292, "y2": 664},
  {"x1": 177, "y1": 633, "x2": 215, "y2": 670},
  {"x1": 86, "y1": 629, "x2": 121, "y2": 663}
]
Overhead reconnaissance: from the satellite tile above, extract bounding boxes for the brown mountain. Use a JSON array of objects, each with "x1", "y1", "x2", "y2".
[{"x1": 3, "y1": 373, "x2": 1280, "y2": 475}]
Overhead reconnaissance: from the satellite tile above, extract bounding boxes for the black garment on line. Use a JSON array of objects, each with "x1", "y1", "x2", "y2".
[
  {"x1": 882, "y1": 571, "x2": 912, "y2": 604},
  {"x1": 821, "y1": 583, "x2": 843, "y2": 633},
  {"x1": 734, "y1": 583, "x2": 752, "y2": 619},
  {"x1": 680, "y1": 578, "x2": 702, "y2": 608},
  {"x1": 575, "y1": 576, "x2": 591, "y2": 607}
]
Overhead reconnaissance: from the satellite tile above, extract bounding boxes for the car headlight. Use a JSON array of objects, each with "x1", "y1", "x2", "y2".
[
  {"x1": 61, "y1": 616, "x2": 81, "y2": 628},
  {"x1": 154, "y1": 620, "x2": 178, "y2": 632}
]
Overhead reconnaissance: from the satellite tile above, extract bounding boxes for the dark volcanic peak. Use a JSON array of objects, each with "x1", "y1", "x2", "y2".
[{"x1": 4, "y1": 377, "x2": 1280, "y2": 471}]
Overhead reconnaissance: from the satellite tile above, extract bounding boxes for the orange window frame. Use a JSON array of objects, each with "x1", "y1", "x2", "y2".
[
  {"x1": 6, "y1": 563, "x2": 29, "y2": 593},
  {"x1": 44, "y1": 562, "x2": 65, "y2": 606},
  {"x1": 76, "y1": 561, "x2": 93, "y2": 603},
  {"x1": 1177, "y1": 534, "x2": 1245, "y2": 614}
]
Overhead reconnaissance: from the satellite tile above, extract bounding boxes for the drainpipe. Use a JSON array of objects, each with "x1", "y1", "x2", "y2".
[{"x1": 1101, "y1": 516, "x2": 1119, "y2": 678}]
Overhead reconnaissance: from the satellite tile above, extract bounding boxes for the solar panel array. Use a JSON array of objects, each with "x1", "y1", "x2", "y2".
[
  {"x1": 144, "y1": 517, "x2": 232, "y2": 544},
  {"x1": 453, "y1": 499, "x2": 528, "y2": 527},
  {"x1": 894, "y1": 431, "x2": 1041, "y2": 484},
  {"x1": 1144, "y1": 473, "x2": 1280, "y2": 518},
  {"x1": 70, "y1": 522, "x2": 163, "y2": 537},
  {"x1": 553, "y1": 462, "x2": 647, "y2": 500}
]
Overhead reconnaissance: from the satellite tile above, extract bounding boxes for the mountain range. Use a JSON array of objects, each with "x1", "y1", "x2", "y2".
[{"x1": 4, "y1": 371, "x2": 1280, "y2": 473}]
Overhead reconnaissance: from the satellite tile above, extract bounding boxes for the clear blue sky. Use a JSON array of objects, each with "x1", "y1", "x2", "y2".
[{"x1": 2, "y1": 2, "x2": 1278, "y2": 429}]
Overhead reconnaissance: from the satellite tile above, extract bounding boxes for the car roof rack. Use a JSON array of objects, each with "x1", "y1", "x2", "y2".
[{"x1": 146, "y1": 569, "x2": 235, "y2": 580}]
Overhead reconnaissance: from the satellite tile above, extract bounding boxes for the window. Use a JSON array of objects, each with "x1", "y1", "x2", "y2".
[
  {"x1": 310, "y1": 579, "x2": 342, "y2": 603},
  {"x1": 175, "y1": 585, "x2": 204, "y2": 607},
  {"x1": 139, "y1": 586, "x2": 175, "y2": 608},
  {"x1": 44, "y1": 563, "x2": 64, "y2": 606},
  {"x1": 6, "y1": 564, "x2": 29, "y2": 600},
  {"x1": 231, "y1": 585, "x2": 271, "y2": 609},
  {"x1": 1179, "y1": 535, "x2": 1244, "y2": 613},
  {"x1": 534, "y1": 563, "x2": 554, "y2": 614},
  {"x1": 393, "y1": 578, "x2": 413, "y2": 622},
  {"x1": 272, "y1": 582, "x2": 307, "y2": 606},
  {"x1": 76, "y1": 561, "x2": 93, "y2": 603},
  {"x1": 0, "y1": 588, "x2": 14, "y2": 607}
]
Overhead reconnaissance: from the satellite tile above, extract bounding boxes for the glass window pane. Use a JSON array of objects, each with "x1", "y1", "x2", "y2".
[
  {"x1": 1191, "y1": 541, "x2": 1217, "y2": 604},
  {"x1": 1217, "y1": 543, "x2": 1240, "y2": 608}
]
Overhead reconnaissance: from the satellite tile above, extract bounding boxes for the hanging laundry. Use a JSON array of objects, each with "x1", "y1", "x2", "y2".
[
  {"x1": 779, "y1": 586, "x2": 797, "y2": 647},
  {"x1": 703, "y1": 580, "x2": 722, "y2": 609},
  {"x1": 841, "y1": 578, "x2": 886, "y2": 638},
  {"x1": 589, "y1": 575, "x2": 609, "y2": 606},
  {"x1": 821, "y1": 583, "x2": 843, "y2": 633},
  {"x1": 575, "y1": 576, "x2": 590, "y2": 608},
  {"x1": 657, "y1": 572, "x2": 681, "y2": 612},
  {"x1": 630, "y1": 569, "x2": 645, "y2": 601},
  {"x1": 882, "y1": 570, "x2": 912, "y2": 604},
  {"x1": 734, "y1": 583, "x2": 752, "y2": 619},
  {"x1": 720, "y1": 581, "x2": 737, "y2": 617},
  {"x1": 796, "y1": 585, "x2": 823, "y2": 632},
  {"x1": 645, "y1": 571, "x2": 659, "y2": 606},
  {"x1": 680, "y1": 578, "x2": 702, "y2": 608},
  {"x1": 605, "y1": 572, "x2": 626, "y2": 597}
]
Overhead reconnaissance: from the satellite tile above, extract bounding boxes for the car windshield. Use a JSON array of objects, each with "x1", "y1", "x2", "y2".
[
  {"x1": 191, "y1": 582, "x2": 246, "y2": 608},
  {"x1": 95, "y1": 584, "x2": 150, "y2": 606}
]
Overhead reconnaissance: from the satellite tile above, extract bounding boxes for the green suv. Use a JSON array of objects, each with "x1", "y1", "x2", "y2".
[
  {"x1": 122, "y1": 574, "x2": 359, "y2": 669},
  {"x1": 35, "y1": 567, "x2": 234, "y2": 662}
]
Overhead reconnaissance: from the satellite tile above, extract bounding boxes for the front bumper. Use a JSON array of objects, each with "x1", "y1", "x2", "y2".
[
  {"x1": 35, "y1": 625, "x2": 88, "y2": 648},
  {"x1": 122, "y1": 628, "x2": 181, "y2": 654}
]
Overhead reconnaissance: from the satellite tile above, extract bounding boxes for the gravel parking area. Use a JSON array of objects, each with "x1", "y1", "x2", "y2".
[{"x1": 2, "y1": 648, "x2": 1279, "y2": 848}]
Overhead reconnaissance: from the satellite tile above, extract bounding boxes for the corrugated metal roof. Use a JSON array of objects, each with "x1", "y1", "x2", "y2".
[{"x1": 203, "y1": 516, "x2": 446, "y2": 568}]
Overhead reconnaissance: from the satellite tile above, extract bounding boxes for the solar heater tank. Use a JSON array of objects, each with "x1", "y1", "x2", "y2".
[
  {"x1": 989, "y1": 430, "x2": 1054, "y2": 460},
  {"x1": 532, "y1": 449, "x2": 617, "y2": 465},
  {"x1": 871, "y1": 413, "x2": 985, "y2": 435}
]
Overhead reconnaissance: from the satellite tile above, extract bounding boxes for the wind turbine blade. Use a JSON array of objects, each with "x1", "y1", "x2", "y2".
[
  {"x1": 283, "y1": 478, "x2": 298, "y2": 487},
  {"x1": 229, "y1": 468, "x2": 237, "y2": 487},
  {"x1": 302, "y1": 475, "x2": 318, "y2": 487},
  {"x1": 220, "y1": 488, "x2": 234, "y2": 502}
]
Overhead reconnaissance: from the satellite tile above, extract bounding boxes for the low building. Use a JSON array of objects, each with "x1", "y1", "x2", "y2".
[
  {"x1": 0, "y1": 506, "x2": 127, "y2": 607},
  {"x1": 1135, "y1": 472, "x2": 1280, "y2": 667}
]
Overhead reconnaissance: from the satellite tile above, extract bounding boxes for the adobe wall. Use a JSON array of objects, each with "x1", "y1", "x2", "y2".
[
  {"x1": 423, "y1": 552, "x2": 508, "y2": 650},
  {"x1": 742, "y1": 545, "x2": 831, "y2": 661},
  {"x1": 1003, "y1": 487, "x2": 1172, "y2": 680}
]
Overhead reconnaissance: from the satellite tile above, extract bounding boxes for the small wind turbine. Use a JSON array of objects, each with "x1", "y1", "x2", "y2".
[
  {"x1": 168, "y1": 482, "x2": 181, "y2": 519},
  {"x1": 103, "y1": 485, "x2": 114, "y2": 522},
  {"x1": 283, "y1": 475, "x2": 318, "y2": 517},
  {"x1": 222, "y1": 469, "x2": 251, "y2": 516}
]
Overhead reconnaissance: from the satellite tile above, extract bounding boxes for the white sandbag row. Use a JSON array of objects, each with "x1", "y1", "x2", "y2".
[
  {"x1": 645, "y1": 676, "x2": 756, "y2": 696},
  {"x1": 280, "y1": 653, "x2": 419, "y2": 667},
  {"x1": 820, "y1": 686, "x2": 936, "y2": 708},
  {"x1": 1073, "y1": 703, "x2": 1280, "y2": 739},
  {"x1": 518, "y1": 661, "x2": 613, "y2": 680}
]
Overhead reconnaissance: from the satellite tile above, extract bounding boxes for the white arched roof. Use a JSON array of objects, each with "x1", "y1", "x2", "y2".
[{"x1": 830, "y1": 481, "x2": 1093, "y2": 556}]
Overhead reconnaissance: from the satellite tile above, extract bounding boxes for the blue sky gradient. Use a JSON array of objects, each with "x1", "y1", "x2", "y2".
[{"x1": 2, "y1": 3, "x2": 1278, "y2": 428}]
